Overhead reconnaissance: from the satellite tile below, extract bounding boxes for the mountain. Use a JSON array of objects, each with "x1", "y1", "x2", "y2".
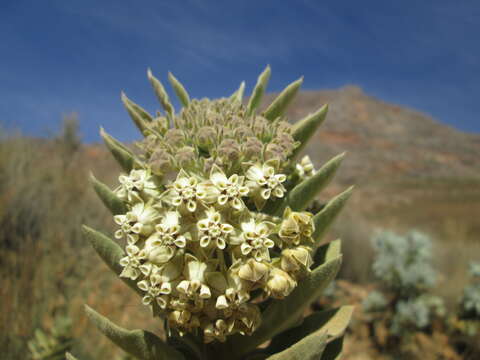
[{"x1": 264, "y1": 86, "x2": 480, "y2": 184}]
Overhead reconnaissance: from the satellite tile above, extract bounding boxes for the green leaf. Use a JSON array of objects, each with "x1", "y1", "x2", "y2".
[
  {"x1": 85, "y1": 305, "x2": 185, "y2": 360},
  {"x1": 290, "y1": 104, "x2": 328, "y2": 159},
  {"x1": 100, "y1": 127, "x2": 138, "y2": 172},
  {"x1": 89, "y1": 173, "x2": 127, "y2": 215},
  {"x1": 270, "y1": 153, "x2": 346, "y2": 216},
  {"x1": 147, "y1": 69, "x2": 174, "y2": 118},
  {"x1": 263, "y1": 77, "x2": 303, "y2": 121},
  {"x1": 266, "y1": 332, "x2": 328, "y2": 360},
  {"x1": 313, "y1": 186, "x2": 353, "y2": 247},
  {"x1": 121, "y1": 92, "x2": 152, "y2": 134},
  {"x1": 65, "y1": 353, "x2": 79, "y2": 360},
  {"x1": 247, "y1": 65, "x2": 271, "y2": 116},
  {"x1": 268, "y1": 306, "x2": 354, "y2": 355},
  {"x1": 81, "y1": 225, "x2": 141, "y2": 296},
  {"x1": 225, "y1": 256, "x2": 342, "y2": 358},
  {"x1": 313, "y1": 239, "x2": 342, "y2": 268},
  {"x1": 321, "y1": 336, "x2": 344, "y2": 360},
  {"x1": 168, "y1": 72, "x2": 190, "y2": 107},
  {"x1": 230, "y1": 81, "x2": 246, "y2": 104}
]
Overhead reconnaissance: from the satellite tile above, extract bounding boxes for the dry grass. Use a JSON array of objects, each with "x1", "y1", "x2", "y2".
[{"x1": 1, "y1": 124, "x2": 479, "y2": 359}]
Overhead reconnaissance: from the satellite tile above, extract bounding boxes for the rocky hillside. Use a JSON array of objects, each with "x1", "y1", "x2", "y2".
[{"x1": 264, "y1": 86, "x2": 480, "y2": 184}]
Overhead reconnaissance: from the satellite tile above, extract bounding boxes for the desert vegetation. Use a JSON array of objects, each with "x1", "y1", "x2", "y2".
[{"x1": 2, "y1": 83, "x2": 480, "y2": 359}]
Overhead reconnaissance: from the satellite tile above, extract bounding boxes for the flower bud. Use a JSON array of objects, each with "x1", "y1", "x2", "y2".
[
  {"x1": 238, "y1": 259, "x2": 269, "y2": 284},
  {"x1": 266, "y1": 268, "x2": 296, "y2": 299},
  {"x1": 281, "y1": 246, "x2": 313, "y2": 273}
]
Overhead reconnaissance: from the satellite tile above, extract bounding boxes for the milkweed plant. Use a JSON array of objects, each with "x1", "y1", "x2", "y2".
[{"x1": 75, "y1": 66, "x2": 354, "y2": 360}]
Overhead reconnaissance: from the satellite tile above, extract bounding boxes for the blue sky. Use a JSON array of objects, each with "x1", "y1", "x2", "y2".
[{"x1": 1, "y1": 0, "x2": 479, "y2": 142}]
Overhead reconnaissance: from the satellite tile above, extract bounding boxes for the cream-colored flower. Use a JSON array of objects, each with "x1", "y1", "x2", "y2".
[
  {"x1": 266, "y1": 267, "x2": 297, "y2": 299},
  {"x1": 278, "y1": 207, "x2": 315, "y2": 246},
  {"x1": 237, "y1": 259, "x2": 270, "y2": 285},
  {"x1": 197, "y1": 208, "x2": 234, "y2": 249},
  {"x1": 166, "y1": 170, "x2": 206, "y2": 212},
  {"x1": 119, "y1": 244, "x2": 146, "y2": 280},
  {"x1": 137, "y1": 258, "x2": 183, "y2": 307},
  {"x1": 115, "y1": 169, "x2": 159, "y2": 202},
  {"x1": 206, "y1": 269, "x2": 250, "y2": 311},
  {"x1": 238, "y1": 219, "x2": 275, "y2": 261},
  {"x1": 280, "y1": 246, "x2": 313, "y2": 274},
  {"x1": 176, "y1": 256, "x2": 212, "y2": 300},
  {"x1": 295, "y1": 155, "x2": 316, "y2": 179},
  {"x1": 209, "y1": 165, "x2": 249, "y2": 210},
  {"x1": 246, "y1": 163, "x2": 286, "y2": 200},
  {"x1": 145, "y1": 211, "x2": 188, "y2": 264}
]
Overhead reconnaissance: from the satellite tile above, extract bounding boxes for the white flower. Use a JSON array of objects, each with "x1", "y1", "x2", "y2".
[
  {"x1": 166, "y1": 170, "x2": 206, "y2": 212},
  {"x1": 119, "y1": 244, "x2": 146, "y2": 280},
  {"x1": 209, "y1": 165, "x2": 249, "y2": 210},
  {"x1": 115, "y1": 169, "x2": 159, "y2": 202},
  {"x1": 145, "y1": 211, "x2": 188, "y2": 264},
  {"x1": 114, "y1": 200, "x2": 160, "y2": 238},
  {"x1": 295, "y1": 155, "x2": 316, "y2": 179},
  {"x1": 206, "y1": 270, "x2": 250, "y2": 311},
  {"x1": 137, "y1": 259, "x2": 183, "y2": 306},
  {"x1": 238, "y1": 219, "x2": 275, "y2": 261},
  {"x1": 176, "y1": 256, "x2": 212, "y2": 300},
  {"x1": 245, "y1": 163, "x2": 286, "y2": 208},
  {"x1": 197, "y1": 208, "x2": 234, "y2": 249}
]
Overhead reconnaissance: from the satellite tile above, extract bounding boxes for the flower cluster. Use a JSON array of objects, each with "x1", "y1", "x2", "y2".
[{"x1": 112, "y1": 96, "x2": 316, "y2": 342}]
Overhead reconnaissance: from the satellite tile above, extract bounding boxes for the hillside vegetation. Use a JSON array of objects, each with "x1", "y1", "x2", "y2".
[{"x1": 1, "y1": 87, "x2": 479, "y2": 359}]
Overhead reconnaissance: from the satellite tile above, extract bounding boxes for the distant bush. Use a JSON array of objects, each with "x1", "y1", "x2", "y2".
[{"x1": 362, "y1": 230, "x2": 446, "y2": 355}]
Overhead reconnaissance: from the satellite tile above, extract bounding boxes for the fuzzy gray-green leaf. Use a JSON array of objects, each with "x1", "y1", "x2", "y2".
[
  {"x1": 272, "y1": 153, "x2": 345, "y2": 215},
  {"x1": 66, "y1": 353, "x2": 79, "y2": 360},
  {"x1": 82, "y1": 225, "x2": 141, "y2": 295},
  {"x1": 313, "y1": 186, "x2": 353, "y2": 246},
  {"x1": 266, "y1": 332, "x2": 328, "y2": 360},
  {"x1": 290, "y1": 104, "x2": 328, "y2": 159},
  {"x1": 268, "y1": 306, "x2": 353, "y2": 355},
  {"x1": 313, "y1": 239, "x2": 342, "y2": 268},
  {"x1": 247, "y1": 65, "x2": 271, "y2": 116},
  {"x1": 100, "y1": 127, "x2": 138, "y2": 172},
  {"x1": 263, "y1": 77, "x2": 303, "y2": 121},
  {"x1": 85, "y1": 305, "x2": 185, "y2": 360},
  {"x1": 168, "y1": 72, "x2": 190, "y2": 107},
  {"x1": 148, "y1": 69, "x2": 174, "y2": 118},
  {"x1": 225, "y1": 255, "x2": 342, "y2": 358},
  {"x1": 89, "y1": 173, "x2": 127, "y2": 215},
  {"x1": 230, "y1": 81, "x2": 246, "y2": 104},
  {"x1": 321, "y1": 336, "x2": 344, "y2": 360},
  {"x1": 121, "y1": 92, "x2": 152, "y2": 134}
]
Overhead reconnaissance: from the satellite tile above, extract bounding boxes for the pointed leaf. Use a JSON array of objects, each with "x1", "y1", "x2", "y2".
[
  {"x1": 263, "y1": 77, "x2": 303, "y2": 121},
  {"x1": 268, "y1": 306, "x2": 353, "y2": 354},
  {"x1": 291, "y1": 104, "x2": 328, "y2": 159},
  {"x1": 148, "y1": 69, "x2": 174, "y2": 118},
  {"x1": 66, "y1": 353, "x2": 79, "y2": 360},
  {"x1": 225, "y1": 255, "x2": 342, "y2": 358},
  {"x1": 168, "y1": 72, "x2": 190, "y2": 107},
  {"x1": 266, "y1": 332, "x2": 328, "y2": 360},
  {"x1": 100, "y1": 127, "x2": 138, "y2": 172},
  {"x1": 321, "y1": 336, "x2": 344, "y2": 360},
  {"x1": 247, "y1": 65, "x2": 271, "y2": 116},
  {"x1": 313, "y1": 239, "x2": 342, "y2": 268},
  {"x1": 121, "y1": 92, "x2": 152, "y2": 135},
  {"x1": 230, "y1": 81, "x2": 245, "y2": 104},
  {"x1": 313, "y1": 187, "x2": 353, "y2": 246},
  {"x1": 89, "y1": 173, "x2": 127, "y2": 215},
  {"x1": 85, "y1": 305, "x2": 185, "y2": 360},
  {"x1": 271, "y1": 153, "x2": 345, "y2": 216},
  {"x1": 82, "y1": 225, "x2": 141, "y2": 295}
]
